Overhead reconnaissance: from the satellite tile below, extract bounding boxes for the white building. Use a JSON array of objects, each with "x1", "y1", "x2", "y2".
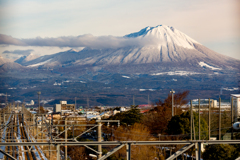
[{"x1": 231, "y1": 94, "x2": 240, "y2": 122}]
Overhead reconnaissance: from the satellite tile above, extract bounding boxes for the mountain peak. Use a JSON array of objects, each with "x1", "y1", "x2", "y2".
[
  {"x1": 15, "y1": 53, "x2": 39, "y2": 65},
  {"x1": 68, "y1": 49, "x2": 79, "y2": 52},
  {"x1": 125, "y1": 25, "x2": 169, "y2": 38},
  {"x1": 125, "y1": 25, "x2": 200, "y2": 50}
]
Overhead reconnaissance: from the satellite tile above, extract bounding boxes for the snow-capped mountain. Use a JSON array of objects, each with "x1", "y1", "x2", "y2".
[
  {"x1": 13, "y1": 25, "x2": 240, "y2": 73},
  {"x1": 0, "y1": 56, "x2": 26, "y2": 72},
  {"x1": 1, "y1": 25, "x2": 239, "y2": 105},
  {"x1": 15, "y1": 53, "x2": 39, "y2": 65}
]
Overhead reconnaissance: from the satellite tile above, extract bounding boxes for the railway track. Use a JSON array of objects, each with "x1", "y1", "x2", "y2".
[
  {"x1": 6, "y1": 117, "x2": 11, "y2": 160},
  {"x1": 2, "y1": 114, "x2": 39, "y2": 160},
  {"x1": 0, "y1": 104, "x2": 50, "y2": 160},
  {"x1": 19, "y1": 114, "x2": 37, "y2": 160},
  {"x1": 4, "y1": 114, "x2": 19, "y2": 160}
]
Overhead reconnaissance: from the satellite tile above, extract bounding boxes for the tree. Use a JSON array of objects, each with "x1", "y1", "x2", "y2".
[
  {"x1": 142, "y1": 90, "x2": 189, "y2": 134},
  {"x1": 202, "y1": 144, "x2": 237, "y2": 160},
  {"x1": 39, "y1": 106, "x2": 46, "y2": 113},
  {"x1": 109, "y1": 105, "x2": 143, "y2": 126},
  {"x1": 201, "y1": 108, "x2": 232, "y2": 139},
  {"x1": 67, "y1": 146, "x2": 88, "y2": 160},
  {"x1": 166, "y1": 111, "x2": 208, "y2": 140}
]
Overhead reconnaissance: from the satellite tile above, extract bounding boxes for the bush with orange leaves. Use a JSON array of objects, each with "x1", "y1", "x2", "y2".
[{"x1": 109, "y1": 123, "x2": 158, "y2": 160}]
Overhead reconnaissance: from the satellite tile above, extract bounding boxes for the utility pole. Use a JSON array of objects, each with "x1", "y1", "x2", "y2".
[
  {"x1": 198, "y1": 98, "x2": 200, "y2": 140},
  {"x1": 133, "y1": 95, "x2": 135, "y2": 106},
  {"x1": 208, "y1": 98, "x2": 211, "y2": 140},
  {"x1": 49, "y1": 114, "x2": 52, "y2": 158},
  {"x1": 37, "y1": 91, "x2": 41, "y2": 113},
  {"x1": 195, "y1": 143, "x2": 198, "y2": 160},
  {"x1": 36, "y1": 114, "x2": 38, "y2": 141},
  {"x1": 193, "y1": 111, "x2": 195, "y2": 140},
  {"x1": 5, "y1": 93, "x2": 8, "y2": 107},
  {"x1": 75, "y1": 97, "x2": 76, "y2": 112},
  {"x1": 190, "y1": 100, "x2": 193, "y2": 140},
  {"x1": 13, "y1": 101, "x2": 15, "y2": 111},
  {"x1": 32, "y1": 114, "x2": 34, "y2": 136},
  {"x1": 148, "y1": 94, "x2": 150, "y2": 105},
  {"x1": 126, "y1": 143, "x2": 131, "y2": 160},
  {"x1": 170, "y1": 89, "x2": 175, "y2": 117},
  {"x1": 65, "y1": 119, "x2": 67, "y2": 160},
  {"x1": 219, "y1": 97, "x2": 221, "y2": 140},
  {"x1": 41, "y1": 115, "x2": 43, "y2": 143},
  {"x1": 57, "y1": 145, "x2": 60, "y2": 160},
  {"x1": 158, "y1": 133, "x2": 161, "y2": 155},
  {"x1": 231, "y1": 97, "x2": 233, "y2": 140},
  {"x1": 98, "y1": 117, "x2": 102, "y2": 158},
  {"x1": 3, "y1": 112, "x2": 5, "y2": 124},
  {"x1": 87, "y1": 97, "x2": 89, "y2": 108}
]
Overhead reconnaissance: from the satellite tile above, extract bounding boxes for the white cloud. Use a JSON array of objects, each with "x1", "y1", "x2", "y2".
[
  {"x1": 0, "y1": 45, "x2": 71, "y2": 60},
  {"x1": 0, "y1": 34, "x2": 161, "y2": 49},
  {"x1": 3, "y1": 49, "x2": 33, "y2": 55}
]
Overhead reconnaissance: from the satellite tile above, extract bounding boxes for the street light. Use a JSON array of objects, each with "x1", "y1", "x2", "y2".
[
  {"x1": 170, "y1": 89, "x2": 175, "y2": 117},
  {"x1": 37, "y1": 91, "x2": 41, "y2": 113}
]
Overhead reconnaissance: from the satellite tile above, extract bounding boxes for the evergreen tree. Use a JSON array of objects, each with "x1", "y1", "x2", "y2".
[
  {"x1": 109, "y1": 105, "x2": 143, "y2": 126},
  {"x1": 166, "y1": 111, "x2": 208, "y2": 140}
]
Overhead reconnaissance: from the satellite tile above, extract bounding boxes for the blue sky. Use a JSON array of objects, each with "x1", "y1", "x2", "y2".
[{"x1": 0, "y1": 0, "x2": 239, "y2": 59}]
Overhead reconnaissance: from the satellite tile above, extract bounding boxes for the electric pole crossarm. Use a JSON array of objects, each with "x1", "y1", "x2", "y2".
[
  {"x1": 166, "y1": 143, "x2": 194, "y2": 160},
  {"x1": 0, "y1": 148, "x2": 17, "y2": 160},
  {"x1": 98, "y1": 144, "x2": 126, "y2": 160}
]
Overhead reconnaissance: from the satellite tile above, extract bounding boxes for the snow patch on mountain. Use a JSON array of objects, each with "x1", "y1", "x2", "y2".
[
  {"x1": 53, "y1": 82, "x2": 61, "y2": 86},
  {"x1": 0, "y1": 93, "x2": 10, "y2": 96},
  {"x1": 199, "y1": 61, "x2": 221, "y2": 70},
  {"x1": 27, "y1": 59, "x2": 52, "y2": 67},
  {"x1": 222, "y1": 87, "x2": 238, "y2": 91},
  {"x1": 122, "y1": 75, "x2": 130, "y2": 79},
  {"x1": 139, "y1": 89, "x2": 156, "y2": 91},
  {"x1": 151, "y1": 71, "x2": 200, "y2": 76},
  {"x1": 63, "y1": 80, "x2": 71, "y2": 83},
  {"x1": 8, "y1": 87, "x2": 17, "y2": 89}
]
